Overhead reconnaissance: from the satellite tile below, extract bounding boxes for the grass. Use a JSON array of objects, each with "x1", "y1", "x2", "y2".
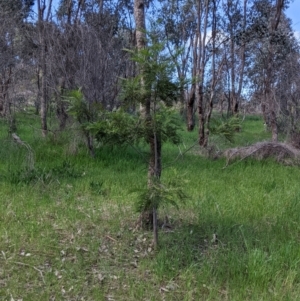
[{"x1": 1, "y1": 113, "x2": 300, "y2": 300}]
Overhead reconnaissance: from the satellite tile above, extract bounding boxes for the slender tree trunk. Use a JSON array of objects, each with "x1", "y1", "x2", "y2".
[
  {"x1": 56, "y1": 77, "x2": 68, "y2": 130},
  {"x1": 224, "y1": 0, "x2": 248, "y2": 116},
  {"x1": 235, "y1": 0, "x2": 248, "y2": 115},
  {"x1": 265, "y1": 65, "x2": 278, "y2": 141},
  {"x1": 134, "y1": 0, "x2": 162, "y2": 181},
  {"x1": 230, "y1": 34, "x2": 236, "y2": 115},
  {"x1": 198, "y1": 88, "x2": 205, "y2": 146},
  {"x1": 152, "y1": 206, "x2": 158, "y2": 247},
  {"x1": 148, "y1": 133, "x2": 162, "y2": 179},
  {"x1": 0, "y1": 81, "x2": 10, "y2": 117},
  {"x1": 197, "y1": 0, "x2": 209, "y2": 147},
  {"x1": 264, "y1": 0, "x2": 284, "y2": 142},
  {"x1": 202, "y1": 0, "x2": 218, "y2": 147},
  {"x1": 261, "y1": 95, "x2": 267, "y2": 124},
  {"x1": 40, "y1": 44, "x2": 48, "y2": 137},
  {"x1": 37, "y1": 0, "x2": 51, "y2": 137},
  {"x1": 86, "y1": 131, "x2": 95, "y2": 158},
  {"x1": 187, "y1": 31, "x2": 198, "y2": 132},
  {"x1": 134, "y1": 0, "x2": 161, "y2": 248},
  {"x1": 187, "y1": 85, "x2": 195, "y2": 131}
]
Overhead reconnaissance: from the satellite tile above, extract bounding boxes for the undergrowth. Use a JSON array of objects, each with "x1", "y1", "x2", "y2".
[{"x1": 1, "y1": 113, "x2": 300, "y2": 301}]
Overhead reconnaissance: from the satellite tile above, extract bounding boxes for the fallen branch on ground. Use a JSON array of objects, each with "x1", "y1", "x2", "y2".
[{"x1": 222, "y1": 141, "x2": 300, "y2": 168}]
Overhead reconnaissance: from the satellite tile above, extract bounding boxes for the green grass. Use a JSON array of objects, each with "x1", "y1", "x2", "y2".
[{"x1": 1, "y1": 113, "x2": 300, "y2": 300}]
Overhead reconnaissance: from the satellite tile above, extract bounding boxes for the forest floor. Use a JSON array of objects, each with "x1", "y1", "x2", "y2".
[{"x1": 1, "y1": 113, "x2": 300, "y2": 301}]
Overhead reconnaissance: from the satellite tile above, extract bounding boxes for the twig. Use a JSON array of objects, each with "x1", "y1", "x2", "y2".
[
  {"x1": 105, "y1": 235, "x2": 117, "y2": 242},
  {"x1": 163, "y1": 140, "x2": 199, "y2": 170},
  {"x1": 13, "y1": 261, "x2": 45, "y2": 284},
  {"x1": 11, "y1": 133, "x2": 35, "y2": 169}
]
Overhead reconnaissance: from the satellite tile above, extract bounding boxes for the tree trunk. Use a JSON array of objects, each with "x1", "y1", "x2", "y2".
[
  {"x1": 56, "y1": 77, "x2": 68, "y2": 130},
  {"x1": 37, "y1": 0, "x2": 50, "y2": 137},
  {"x1": 148, "y1": 133, "x2": 162, "y2": 179},
  {"x1": 86, "y1": 131, "x2": 95, "y2": 158},
  {"x1": 264, "y1": 0, "x2": 284, "y2": 142},
  {"x1": 134, "y1": 0, "x2": 161, "y2": 175},
  {"x1": 187, "y1": 30, "x2": 198, "y2": 132},
  {"x1": 230, "y1": 35, "x2": 237, "y2": 115},
  {"x1": 134, "y1": 1, "x2": 146, "y2": 50},
  {"x1": 197, "y1": 0, "x2": 209, "y2": 147},
  {"x1": 0, "y1": 67, "x2": 12, "y2": 117},
  {"x1": 134, "y1": 0, "x2": 161, "y2": 248},
  {"x1": 202, "y1": 0, "x2": 219, "y2": 147},
  {"x1": 198, "y1": 86, "x2": 205, "y2": 147},
  {"x1": 152, "y1": 207, "x2": 158, "y2": 248},
  {"x1": 261, "y1": 101, "x2": 267, "y2": 124},
  {"x1": 0, "y1": 88, "x2": 9, "y2": 117},
  {"x1": 235, "y1": 0, "x2": 248, "y2": 115},
  {"x1": 40, "y1": 49, "x2": 47, "y2": 137},
  {"x1": 187, "y1": 85, "x2": 195, "y2": 131}
]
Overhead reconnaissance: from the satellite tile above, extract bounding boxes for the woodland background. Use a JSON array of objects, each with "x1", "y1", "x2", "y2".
[{"x1": 2, "y1": 1, "x2": 300, "y2": 300}]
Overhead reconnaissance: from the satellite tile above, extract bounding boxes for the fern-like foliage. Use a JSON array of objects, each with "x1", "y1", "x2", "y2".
[
  {"x1": 134, "y1": 169, "x2": 188, "y2": 213},
  {"x1": 64, "y1": 89, "x2": 97, "y2": 125},
  {"x1": 121, "y1": 42, "x2": 181, "y2": 108},
  {"x1": 209, "y1": 116, "x2": 241, "y2": 143},
  {"x1": 87, "y1": 106, "x2": 181, "y2": 147},
  {"x1": 87, "y1": 110, "x2": 143, "y2": 146}
]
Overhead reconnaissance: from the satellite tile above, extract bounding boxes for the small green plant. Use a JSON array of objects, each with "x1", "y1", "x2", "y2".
[
  {"x1": 50, "y1": 160, "x2": 82, "y2": 179},
  {"x1": 87, "y1": 109, "x2": 142, "y2": 146},
  {"x1": 89, "y1": 180, "x2": 108, "y2": 196},
  {"x1": 120, "y1": 39, "x2": 184, "y2": 247},
  {"x1": 8, "y1": 167, "x2": 52, "y2": 185},
  {"x1": 134, "y1": 169, "x2": 188, "y2": 228},
  {"x1": 64, "y1": 89, "x2": 97, "y2": 157},
  {"x1": 7, "y1": 160, "x2": 82, "y2": 185},
  {"x1": 209, "y1": 116, "x2": 241, "y2": 143}
]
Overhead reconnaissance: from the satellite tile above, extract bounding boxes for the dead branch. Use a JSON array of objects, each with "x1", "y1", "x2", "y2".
[
  {"x1": 222, "y1": 141, "x2": 300, "y2": 168},
  {"x1": 13, "y1": 261, "x2": 45, "y2": 284}
]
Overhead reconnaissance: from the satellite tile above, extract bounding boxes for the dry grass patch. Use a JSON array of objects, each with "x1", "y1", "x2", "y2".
[{"x1": 223, "y1": 141, "x2": 300, "y2": 166}]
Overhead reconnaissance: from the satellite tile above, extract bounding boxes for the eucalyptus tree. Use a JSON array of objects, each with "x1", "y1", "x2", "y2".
[
  {"x1": 155, "y1": 0, "x2": 197, "y2": 130},
  {"x1": 78, "y1": 0, "x2": 134, "y2": 108},
  {"x1": 0, "y1": 11, "x2": 15, "y2": 116},
  {"x1": 48, "y1": 0, "x2": 83, "y2": 130},
  {"x1": 31, "y1": 0, "x2": 134, "y2": 135},
  {"x1": 221, "y1": 0, "x2": 248, "y2": 116},
  {"x1": 192, "y1": 0, "x2": 229, "y2": 147},
  {"x1": 185, "y1": 0, "x2": 211, "y2": 135},
  {"x1": 199, "y1": 0, "x2": 228, "y2": 147},
  {"x1": 0, "y1": 0, "x2": 34, "y2": 117},
  {"x1": 0, "y1": 0, "x2": 33, "y2": 12},
  {"x1": 51, "y1": 0, "x2": 133, "y2": 105},
  {"x1": 157, "y1": 0, "x2": 235, "y2": 146},
  {"x1": 265, "y1": 17, "x2": 300, "y2": 136},
  {"x1": 245, "y1": 0, "x2": 292, "y2": 141},
  {"x1": 263, "y1": 0, "x2": 285, "y2": 141},
  {"x1": 285, "y1": 51, "x2": 300, "y2": 140},
  {"x1": 36, "y1": 0, "x2": 53, "y2": 136}
]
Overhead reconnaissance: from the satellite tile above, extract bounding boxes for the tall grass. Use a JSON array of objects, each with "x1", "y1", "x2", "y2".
[{"x1": 1, "y1": 113, "x2": 300, "y2": 300}]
